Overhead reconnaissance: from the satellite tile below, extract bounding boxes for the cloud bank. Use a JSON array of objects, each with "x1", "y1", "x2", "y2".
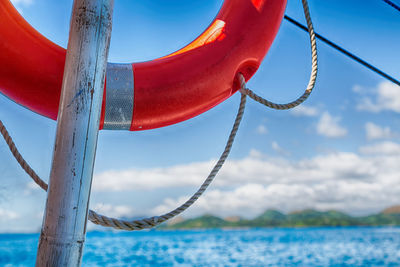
[{"x1": 92, "y1": 141, "x2": 400, "y2": 218}]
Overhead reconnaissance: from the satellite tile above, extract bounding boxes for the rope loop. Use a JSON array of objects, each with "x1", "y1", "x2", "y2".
[{"x1": 241, "y1": 0, "x2": 318, "y2": 110}]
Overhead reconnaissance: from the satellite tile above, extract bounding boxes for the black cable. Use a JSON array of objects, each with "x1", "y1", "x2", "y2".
[
  {"x1": 284, "y1": 15, "x2": 400, "y2": 87},
  {"x1": 382, "y1": 0, "x2": 400, "y2": 12}
]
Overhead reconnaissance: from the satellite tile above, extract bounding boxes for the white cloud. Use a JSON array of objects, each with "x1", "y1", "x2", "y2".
[
  {"x1": 248, "y1": 149, "x2": 263, "y2": 158},
  {"x1": 92, "y1": 204, "x2": 135, "y2": 218},
  {"x1": 0, "y1": 208, "x2": 19, "y2": 221},
  {"x1": 356, "y1": 82, "x2": 400, "y2": 113},
  {"x1": 316, "y1": 112, "x2": 347, "y2": 138},
  {"x1": 10, "y1": 0, "x2": 33, "y2": 14},
  {"x1": 151, "y1": 184, "x2": 318, "y2": 218},
  {"x1": 11, "y1": 0, "x2": 33, "y2": 5},
  {"x1": 256, "y1": 125, "x2": 268, "y2": 134},
  {"x1": 290, "y1": 105, "x2": 319, "y2": 117},
  {"x1": 93, "y1": 161, "x2": 214, "y2": 191},
  {"x1": 152, "y1": 176, "x2": 400, "y2": 219},
  {"x1": 93, "y1": 142, "x2": 400, "y2": 217},
  {"x1": 365, "y1": 122, "x2": 394, "y2": 140},
  {"x1": 94, "y1": 150, "x2": 378, "y2": 192},
  {"x1": 271, "y1": 141, "x2": 290, "y2": 156},
  {"x1": 359, "y1": 141, "x2": 400, "y2": 155},
  {"x1": 271, "y1": 141, "x2": 280, "y2": 152},
  {"x1": 352, "y1": 85, "x2": 364, "y2": 94}
]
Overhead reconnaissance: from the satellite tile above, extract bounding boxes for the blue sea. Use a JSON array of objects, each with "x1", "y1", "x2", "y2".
[{"x1": 1, "y1": 227, "x2": 400, "y2": 266}]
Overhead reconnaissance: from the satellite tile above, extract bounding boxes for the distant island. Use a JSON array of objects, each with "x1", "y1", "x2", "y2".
[{"x1": 158, "y1": 205, "x2": 400, "y2": 229}]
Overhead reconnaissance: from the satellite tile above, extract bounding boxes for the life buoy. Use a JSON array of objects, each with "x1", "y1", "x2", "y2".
[{"x1": 0, "y1": 0, "x2": 286, "y2": 131}]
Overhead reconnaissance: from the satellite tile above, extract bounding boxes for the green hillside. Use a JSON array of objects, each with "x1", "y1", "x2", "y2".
[
  {"x1": 160, "y1": 205, "x2": 400, "y2": 229},
  {"x1": 165, "y1": 215, "x2": 229, "y2": 229},
  {"x1": 285, "y1": 210, "x2": 358, "y2": 227}
]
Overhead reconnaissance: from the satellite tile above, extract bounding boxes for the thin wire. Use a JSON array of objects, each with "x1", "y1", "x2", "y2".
[
  {"x1": 284, "y1": 15, "x2": 400, "y2": 87},
  {"x1": 382, "y1": 0, "x2": 400, "y2": 12}
]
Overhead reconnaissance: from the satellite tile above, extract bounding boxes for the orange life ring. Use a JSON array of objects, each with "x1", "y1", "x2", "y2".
[{"x1": 0, "y1": 0, "x2": 286, "y2": 130}]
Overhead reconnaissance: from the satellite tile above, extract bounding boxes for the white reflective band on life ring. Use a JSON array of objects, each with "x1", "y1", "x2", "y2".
[{"x1": 103, "y1": 63, "x2": 134, "y2": 130}]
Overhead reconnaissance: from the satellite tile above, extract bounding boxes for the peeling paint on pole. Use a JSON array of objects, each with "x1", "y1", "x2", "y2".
[{"x1": 35, "y1": 0, "x2": 114, "y2": 266}]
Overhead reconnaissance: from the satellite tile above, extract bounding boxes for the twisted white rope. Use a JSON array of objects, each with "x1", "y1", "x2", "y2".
[
  {"x1": 0, "y1": 120, "x2": 48, "y2": 191},
  {"x1": 241, "y1": 0, "x2": 317, "y2": 110},
  {"x1": 89, "y1": 81, "x2": 247, "y2": 230},
  {"x1": 0, "y1": 76, "x2": 246, "y2": 231},
  {"x1": 0, "y1": 0, "x2": 317, "y2": 231}
]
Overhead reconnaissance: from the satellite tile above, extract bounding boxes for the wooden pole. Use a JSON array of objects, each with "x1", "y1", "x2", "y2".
[{"x1": 35, "y1": 0, "x2": 114, "y2": 265}]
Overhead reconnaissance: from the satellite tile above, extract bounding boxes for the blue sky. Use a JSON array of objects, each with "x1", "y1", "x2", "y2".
[{"x1": 0, "y1": 0, "x2": 400, "y2": 232}]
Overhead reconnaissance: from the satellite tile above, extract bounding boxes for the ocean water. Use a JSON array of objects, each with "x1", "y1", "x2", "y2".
[{"x1": 1, "y1": 227, "x2": 400, "y2": 266}]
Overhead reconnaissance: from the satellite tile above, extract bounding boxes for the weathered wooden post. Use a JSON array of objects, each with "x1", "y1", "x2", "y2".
[{"x1": 35, "y1": 0, "x2": 114, "y2": 265}]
